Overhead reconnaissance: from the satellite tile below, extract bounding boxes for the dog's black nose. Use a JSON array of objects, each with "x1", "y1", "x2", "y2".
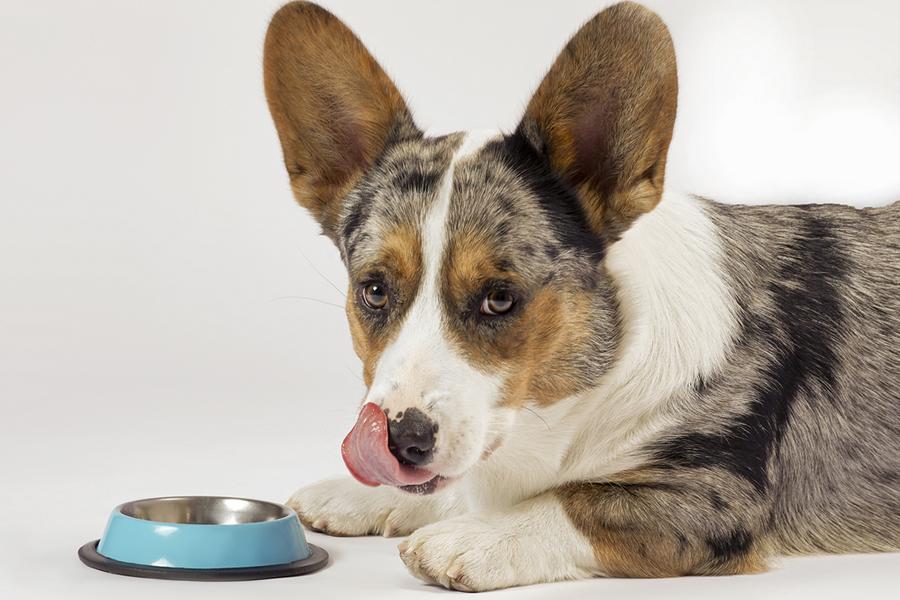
[{"x1": 387, "y1": 408, "x2": 436, "y2": 467}]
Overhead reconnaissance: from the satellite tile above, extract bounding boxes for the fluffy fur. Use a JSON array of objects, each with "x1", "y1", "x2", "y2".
[{"x1": 265, "y1": 1, "x2": 900, "y2": 591}]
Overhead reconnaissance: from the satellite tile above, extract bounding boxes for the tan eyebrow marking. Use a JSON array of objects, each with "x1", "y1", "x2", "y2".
[{"x1": 347, "y1": 222, "x2": 423, "y2": 386}]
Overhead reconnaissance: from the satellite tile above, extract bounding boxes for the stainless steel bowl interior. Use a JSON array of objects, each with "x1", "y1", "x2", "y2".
[{"x1": 119, "y1": 497, "x2": 291, "y2": 525}]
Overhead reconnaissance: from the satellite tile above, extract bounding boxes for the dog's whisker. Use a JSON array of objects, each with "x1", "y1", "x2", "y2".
[
  {"x1": 268, "y1": 295, "x2": 345, "y2": 310},
  {"x1": 297, "y1": 247, "x2": 346, "y2": 298},
  {"x1": 344, "y1": 364, "x2": 364, "y2": 383},
  {"x1": 522, "y1": 406, "x2": 551, "y2": 432}
]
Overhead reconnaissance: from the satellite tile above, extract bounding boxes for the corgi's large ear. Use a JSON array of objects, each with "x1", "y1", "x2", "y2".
[
  {"x1": 264, "y1": 2, "x2": 418, "y2": 237},
  {"x1": 518, "y1": 2, "x2": 677, "y2": 236}
]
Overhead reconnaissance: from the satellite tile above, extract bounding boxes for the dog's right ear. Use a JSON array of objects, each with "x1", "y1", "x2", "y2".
[
  {"x1": 264, "y1": 2, "x2": 418, "y2": 238},
  {"x1": 518, "y1": 2, "x2": 678, "y2": 238}
]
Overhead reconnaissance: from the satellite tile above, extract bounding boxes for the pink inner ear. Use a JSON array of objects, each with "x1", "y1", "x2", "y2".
[
  {"x1": 572, "y1": 92, "x2": 620, "y2": 190},
  {"x1": 314, "y1": 95, "x2": 368, "y2": 183}
]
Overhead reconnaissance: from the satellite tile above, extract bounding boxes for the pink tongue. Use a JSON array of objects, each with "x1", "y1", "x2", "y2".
[{"x1": 341, "y1": 402, "x2": 436, "y2": 487}]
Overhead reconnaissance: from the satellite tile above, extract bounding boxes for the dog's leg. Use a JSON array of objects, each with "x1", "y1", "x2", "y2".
[
  {"x1": 400, "y1": 474, "x2": 768, "y2": 591},
  {"x1": 399, "y1": 492, "x2": 601, "y2": 591},
  {"x1": 286, "y1": 478, "x2": 462, "y2": 537},
  {"x1": 555, "y1": 474, "x2": 770, "y2": 578}
]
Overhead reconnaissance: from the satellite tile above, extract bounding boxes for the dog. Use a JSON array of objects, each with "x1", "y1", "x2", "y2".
[{"x1": 263, "y1": 1, "x2": 900, "y2": 591}]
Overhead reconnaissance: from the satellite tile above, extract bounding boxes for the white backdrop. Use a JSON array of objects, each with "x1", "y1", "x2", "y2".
[{"x1": 1, "y1": 1, "x2": 898, "y2": 599}]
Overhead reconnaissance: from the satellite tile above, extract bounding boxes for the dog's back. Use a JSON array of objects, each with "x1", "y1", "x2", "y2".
[{"x1": 658, "y1": 200, "x2": 900, "y2": 554}]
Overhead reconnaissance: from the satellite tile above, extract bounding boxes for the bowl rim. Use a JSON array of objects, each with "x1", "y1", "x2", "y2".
[{"x1": 112, "y1": 495, "x2": 296, "y2": 526}]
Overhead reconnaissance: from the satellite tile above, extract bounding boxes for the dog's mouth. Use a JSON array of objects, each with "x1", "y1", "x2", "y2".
[
  {"x1": 398, "y1": 476, "x2": 449, "y2": 495},
  {"x1": 341, "y1": 402, "x2": 451, "y2": 495}
]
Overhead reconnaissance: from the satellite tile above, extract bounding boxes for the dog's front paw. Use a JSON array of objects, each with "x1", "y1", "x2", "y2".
[
  {"x1": 398, "y1": 515, "x2": 528, "y2": 592},
  {"x1": 286, "y1": 478, "x2": 442, "y2": 537}
]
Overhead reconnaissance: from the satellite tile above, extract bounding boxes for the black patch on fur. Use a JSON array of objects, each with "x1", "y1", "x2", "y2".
[
  {"x1": 342, "y1": 191, "x2": 371, "y2": 242},
  {"x1": 341, "y1": 178, "x2": 381, "y2": 263},
  {"x1": 637, "y1": 542, "x2": 648, "y2": 559},
  {"x1": 675, "y1": 531, "x2": 689, "y2": 557},
  {"x1": 498, "y1": 195, "x2": 517, "y2": 216},
  {"x1": 652, "y1": 215, "x2": 848, "y2": 493},
  {"x1": 706, "y1": 527, "x2": 753, "y2": 562},
  {"x1": 390, "y1": 169, "x2": 440, "y2": 194},
  {"x1": 607, "y1": 480, "x2": 680, "y2": 495},
  {"x1": 490, "y1": 129, "x2": 605, "y2": 260},
  {"x1": 495, "y1": 219, "x2": 513, "y2": 239},
  {"x1": 693, "y1": 374, "x2": 712, "y2": 395},
  {"x1": 708, "y1": 490, "x2": 729, "y2": 511},
  {"x1": 875, "y1": 469, "x2": 900, "y2": 486},
  {"x1": 344, "y1": 231, "x2": 371, "y2": 264}
]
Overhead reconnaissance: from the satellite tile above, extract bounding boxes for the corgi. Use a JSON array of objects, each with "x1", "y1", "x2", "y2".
[{"x1": 263, "y1": 1, "x2": 900, "y2": 591}]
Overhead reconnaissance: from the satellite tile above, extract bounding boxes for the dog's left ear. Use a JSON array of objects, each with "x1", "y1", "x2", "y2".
[
  {"x1": 263, "y1": 2, "x2": 417, "y2": 238},
  {"x1": 518, "y1": 1, "x2": 677, "y2": 235}
]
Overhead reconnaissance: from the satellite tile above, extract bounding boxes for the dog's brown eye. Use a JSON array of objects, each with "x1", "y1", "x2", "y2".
[
  {"x1": 362, "y1": 283, "x2": 389, "y2": 310},
  {"x1": 480, "y1": 290, "x2": 515, "y2": 316}
]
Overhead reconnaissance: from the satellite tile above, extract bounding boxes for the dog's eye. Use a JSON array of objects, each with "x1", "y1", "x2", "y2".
[
  {"x1": 361, "y1": 283, "x2": 389, "y2": 310},
  {"x1": 480, "y1": 290, "x2": 515, "y2": 316}
]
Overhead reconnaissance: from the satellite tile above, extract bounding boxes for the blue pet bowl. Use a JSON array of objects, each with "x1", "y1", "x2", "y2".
[{"x1": 78, "y1": 496, "x2": 327, "y2": 581}]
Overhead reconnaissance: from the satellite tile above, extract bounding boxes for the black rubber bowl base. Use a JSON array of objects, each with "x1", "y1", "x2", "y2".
[{"x1": 77, "y1": 540, "x2": 329, "y2": 581}]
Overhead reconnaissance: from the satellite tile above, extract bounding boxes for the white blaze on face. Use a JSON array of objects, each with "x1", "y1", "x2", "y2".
[{"x1": 366, "y1": 130, "x2": 508, "y2": 477}]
